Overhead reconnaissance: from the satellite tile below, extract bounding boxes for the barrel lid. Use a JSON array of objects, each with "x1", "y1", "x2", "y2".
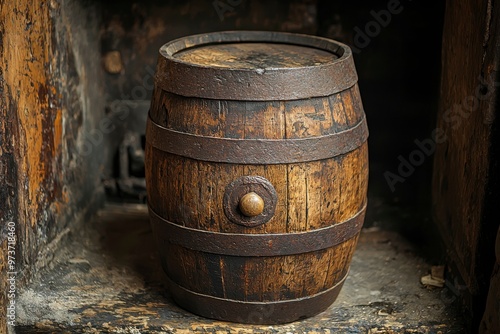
[{"x1": 156, "y1": 31, "x2": 357, "y2": 101}]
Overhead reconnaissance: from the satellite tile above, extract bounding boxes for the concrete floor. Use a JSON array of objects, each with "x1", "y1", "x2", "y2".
[{"x1": 15, "y1": 203, "x2": 465, "y2": 333}]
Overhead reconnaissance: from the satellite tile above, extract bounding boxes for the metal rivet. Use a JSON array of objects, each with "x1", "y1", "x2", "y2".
[{"x1": 239, "y1": 192, "x2": 265, "y2": 217}]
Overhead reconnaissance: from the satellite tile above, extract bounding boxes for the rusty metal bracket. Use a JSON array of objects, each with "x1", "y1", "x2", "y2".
[{"x1": 223, "y1": 176, "x2": 278, "y2": 227}]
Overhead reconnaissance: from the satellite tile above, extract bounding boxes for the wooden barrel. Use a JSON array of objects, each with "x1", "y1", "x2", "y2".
[{"x1": 145, "y1": 31, "x2": 369, "y2": 324}]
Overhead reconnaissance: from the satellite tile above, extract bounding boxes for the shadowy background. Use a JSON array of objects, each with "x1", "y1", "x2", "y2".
[{"x1": 99, "y1": 0, "x2": 446, "y2": 259}]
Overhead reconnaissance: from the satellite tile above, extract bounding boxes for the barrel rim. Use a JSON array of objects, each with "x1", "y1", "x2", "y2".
[
  {"x1": 160, "y1": 31, "x2": 350, "y2": 70},
  {"x1": 155, "y1": 31, "x2": 358, "y2": 100}
]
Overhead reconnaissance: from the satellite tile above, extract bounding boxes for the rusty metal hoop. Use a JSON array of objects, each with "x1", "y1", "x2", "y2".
[
  {"x1": 146, "y1": 116, "x2": 368, "y2": 164},
  {"x1": 149, "y1": 202, "x2": 366, "y2": 256}
]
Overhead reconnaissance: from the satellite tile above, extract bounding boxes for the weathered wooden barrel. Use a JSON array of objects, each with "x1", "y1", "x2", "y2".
[{"x1": 145, "y1": 31, "x2": 369, "y2": 324}]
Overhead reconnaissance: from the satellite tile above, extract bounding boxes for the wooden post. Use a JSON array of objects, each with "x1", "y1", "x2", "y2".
[
  {"x1": 432, "y1": 0, "x2": 500, "y2": 329},
  {"x1": 0, "y1": 1, "x2": 105, "y2": 332}
]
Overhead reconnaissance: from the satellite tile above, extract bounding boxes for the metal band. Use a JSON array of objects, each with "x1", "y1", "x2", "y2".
[
  {"x1": 167, "y1": 270, "x2": 348, "y2": 324},
  {"x1": 146, "y1": 116, "x2": 368, "y2": 164},
  {"x1": 149, "y1": 202, "x2": 366, "y2": 257},
  {"x1": 156, "y1": 31, "x2": 357, "y2": 100}
]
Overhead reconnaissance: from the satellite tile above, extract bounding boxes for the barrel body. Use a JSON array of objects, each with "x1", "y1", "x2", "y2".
[{"x1": 145, "y1": 31, "x2": 368, "y2": 324}]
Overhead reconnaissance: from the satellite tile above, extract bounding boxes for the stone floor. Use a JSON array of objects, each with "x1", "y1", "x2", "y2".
[{"x1": 14, "y1": 203, "x2": 465, "y2": 333}]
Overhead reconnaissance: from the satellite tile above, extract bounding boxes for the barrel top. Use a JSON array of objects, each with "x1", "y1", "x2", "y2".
[
  {"x1": 174, "y1": 42, "x2": 338, "y2": 69},
  {"x1": 156, "y1": 31, "x2": 358, "y2": 101}
]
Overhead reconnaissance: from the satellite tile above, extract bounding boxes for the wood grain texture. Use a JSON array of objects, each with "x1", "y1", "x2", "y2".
[
  {"x1": 148, "y1": 88, "x2": 367, "y2": 233},
  {"x1": 0, "y1": 1, "x2": 105, "y2": 331},
  {"x1": 146, "y1": 71, "x2": 368, "y2": 316},
  {"x1": 175, "y1": 43, "x2": 337, "y2": 69},
  {"x1": 432, "y1": 0, "x2": 500, "y2": 329}
]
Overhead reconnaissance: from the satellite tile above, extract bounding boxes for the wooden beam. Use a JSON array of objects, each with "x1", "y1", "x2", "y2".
[
  {"x1": 432, "y1": 0, "x2": 500, "y2": 329},
  {"x1": 0, "y1": 1, "x2": 105, "y2": 332}
]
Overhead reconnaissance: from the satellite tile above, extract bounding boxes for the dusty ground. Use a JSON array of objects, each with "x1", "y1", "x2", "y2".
[{"x1": 14, "y1": 203, "x2": 464, "y2": 333}]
